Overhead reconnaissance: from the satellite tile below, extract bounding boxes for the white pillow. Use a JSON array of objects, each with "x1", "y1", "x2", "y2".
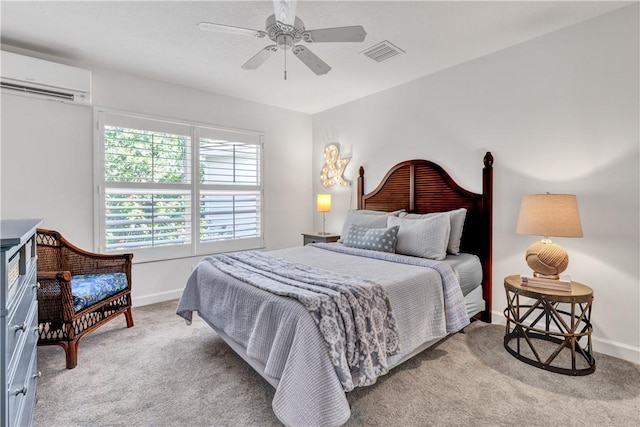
[
  {"x1": 447, "y1": 208, "x2": 467, "y2": 254},
  {"x1": 387, "y1": 214, "x2": 450, "y2": 260},
  {"x1": 339, "y1": 209, "x2": 403, "y2": 242},
  {"x1": 399, "y1": 208, "x2": 467, "y2": 255}
]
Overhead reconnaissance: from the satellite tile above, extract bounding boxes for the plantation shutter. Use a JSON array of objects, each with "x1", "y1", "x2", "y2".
[{"x1": 98, "y1": 111, "x2": 264, "y2": 261}]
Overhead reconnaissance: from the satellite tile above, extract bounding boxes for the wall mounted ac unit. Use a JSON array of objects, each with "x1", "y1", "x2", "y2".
[{"x1": 1, "y1": 51, "x2": 91, "y2": 105}]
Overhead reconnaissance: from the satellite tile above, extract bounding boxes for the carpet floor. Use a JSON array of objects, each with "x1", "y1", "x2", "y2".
[{"x1": 34, "y1": 300, "x2": 640, "y2": 426}]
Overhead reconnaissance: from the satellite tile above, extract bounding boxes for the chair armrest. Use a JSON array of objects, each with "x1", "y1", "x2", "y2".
[
  {"x1": 37, "y1": 270, "x2": 74, "y2": 322},
  {"x1": 38, "y1": 271, "x2": 71, "y2": 282}
]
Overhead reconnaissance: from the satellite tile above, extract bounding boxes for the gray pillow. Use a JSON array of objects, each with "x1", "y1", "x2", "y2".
[
  {"x1": 355, "y1": 209, "x2": 405, "y2": 216},
  {"x1": 399, "y1": 208, "x2": 467, "y2": 255},
  {"x1": 387, "y1": 214, "x2": 450, "y2": 260},
  {"x1": 342, "y1": 224, "x2": 400, "y2": 253},
  {"x1": 339, "y1": 210, "x2": 401, "y2": 242}
]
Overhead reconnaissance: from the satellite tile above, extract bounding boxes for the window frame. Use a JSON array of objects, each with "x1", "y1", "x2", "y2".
[{"x1": 93, "y1": 108, "x2": 265, "y2": 263}]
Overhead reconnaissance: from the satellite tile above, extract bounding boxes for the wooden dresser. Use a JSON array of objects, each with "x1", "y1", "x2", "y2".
[{"x1": 1, "y1": 219, "x2": 42, "y2": 427}]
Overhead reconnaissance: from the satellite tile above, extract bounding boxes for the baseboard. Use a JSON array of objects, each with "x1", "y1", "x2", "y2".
[
  {"x1": 132, "y1": 289, "x2": 183, "y2": 307},
  {"x1": 591, "y1": 336, "x2": 640, "y2": 365},
  {"x1": 490, "y1": 309, "x2": 640, "y2": 365}
]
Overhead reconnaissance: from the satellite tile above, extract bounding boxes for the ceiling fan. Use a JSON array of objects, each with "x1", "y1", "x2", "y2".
[{"x1": 198, "y1": 0, "x2": 367, "y2": 79}]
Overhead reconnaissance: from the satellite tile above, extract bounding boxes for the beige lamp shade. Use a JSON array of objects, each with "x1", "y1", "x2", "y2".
[
  {"x1": 516, "y1": 194, "x2": 583, "y2": 238},
  {"x1": 516, "y1": 194, "x2": 583, "y2": 279},
  {"x1": 317, "y1": 194, "x2": 332, "y2": 213}
]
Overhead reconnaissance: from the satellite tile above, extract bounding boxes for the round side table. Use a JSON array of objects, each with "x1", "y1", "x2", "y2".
[{"x1": 503, "y1": 275, "x2": 595, "y2": 376}]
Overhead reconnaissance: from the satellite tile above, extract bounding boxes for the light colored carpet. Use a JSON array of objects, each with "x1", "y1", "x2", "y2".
[{"x1": 35, "y1": 300, "x2": 640, "y2": 426}]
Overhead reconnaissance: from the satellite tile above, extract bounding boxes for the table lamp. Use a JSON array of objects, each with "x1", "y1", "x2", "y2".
[
  {"x1": 317, "y1": 193, "x2": 332, "y2": 235},
  {"x1": 516, "y1": 193, "x2": 583, "y2": 279}
]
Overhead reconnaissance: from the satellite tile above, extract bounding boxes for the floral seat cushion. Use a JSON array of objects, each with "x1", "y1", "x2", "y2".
[{"x1": 71, "y1": 273, "x2": 128, "y2": 312}]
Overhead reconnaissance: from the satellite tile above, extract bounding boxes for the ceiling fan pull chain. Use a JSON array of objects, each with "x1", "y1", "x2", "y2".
[{"x1": 284, "y1": 48, "x2": 287, "y2": 80}]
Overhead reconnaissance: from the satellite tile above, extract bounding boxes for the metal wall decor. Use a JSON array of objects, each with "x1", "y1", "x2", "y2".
[{"x1": 321, "y1": 143, "x2": 350, "y2": 187}]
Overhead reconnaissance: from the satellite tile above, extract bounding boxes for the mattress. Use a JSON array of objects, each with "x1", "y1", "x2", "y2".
[{"x1": 441, "y1": 252, "x2": 483, "y2": 296}]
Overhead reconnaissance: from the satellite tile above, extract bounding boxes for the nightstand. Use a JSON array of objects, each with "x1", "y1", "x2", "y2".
[
  {"x1": 503, "y1": 275, "x2": 595, "y2": 376},
  {"x1": 302, "y1": 232, "x2": 340, "y2": 245}
]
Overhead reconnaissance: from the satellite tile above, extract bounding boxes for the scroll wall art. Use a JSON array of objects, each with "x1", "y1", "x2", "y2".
[{"x1": 321, "y1": 144, "x2": 351, "y2": 187}]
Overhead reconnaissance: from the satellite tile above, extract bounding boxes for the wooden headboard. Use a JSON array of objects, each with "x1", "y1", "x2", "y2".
[{"x1": 357, "y1": 152, "x2": 493, "y2": 322}]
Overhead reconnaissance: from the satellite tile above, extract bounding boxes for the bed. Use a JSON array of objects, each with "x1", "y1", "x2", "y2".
[{"x1": 176, "y1": 152, "x2": 493, "y2": 427}]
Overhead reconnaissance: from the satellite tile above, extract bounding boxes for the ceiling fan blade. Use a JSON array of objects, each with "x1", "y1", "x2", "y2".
[
  {"x1": 197, "y1": 22, "x2": 267, "y2": 38},
  {"x1": 292, "y1": 46, "x2": 331, "y2": 75},
  {"x1": 242, "y1": 45, "x2": 278, "y2": 70},
  {"x1": 272, "y1": 0, "x2": 297, "y2": 28},
  {"x1": 302, "y1": 26, "x2": 367, "y2": 43}
]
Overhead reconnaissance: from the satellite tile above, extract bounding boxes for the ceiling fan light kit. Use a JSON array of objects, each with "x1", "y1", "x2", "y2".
[{"x1": 198, "y1": 0, "x2": 367, "y2": 79}]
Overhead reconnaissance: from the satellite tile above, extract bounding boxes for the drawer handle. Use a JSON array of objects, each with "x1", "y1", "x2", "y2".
[
  {"x1": 12, "y1": 322, "x2": 27, "y2": 332},
  {"x1": 13, "y1": 386, "x2": 27, "y2": 396}
]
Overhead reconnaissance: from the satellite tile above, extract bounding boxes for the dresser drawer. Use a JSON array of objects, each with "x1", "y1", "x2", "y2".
[
  {"x1": 7, "y1": 305, "x2": 39, "y2": 427},
  {"x1": 6, "y1": 266, "x2": 37, "y2": 365},
  {"x1": 8, "y1": 342, "x2": 38, "y2": 427}
]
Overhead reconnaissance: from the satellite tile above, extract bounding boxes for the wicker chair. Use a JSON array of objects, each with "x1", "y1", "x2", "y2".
[{"x1": 36, "y1": 228, "x2": 134, "y2": 369}]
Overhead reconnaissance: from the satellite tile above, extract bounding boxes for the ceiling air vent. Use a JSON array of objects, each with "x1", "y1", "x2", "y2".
[{"x1": 360, "y1": 41, "x2": 405, "y2": 63}]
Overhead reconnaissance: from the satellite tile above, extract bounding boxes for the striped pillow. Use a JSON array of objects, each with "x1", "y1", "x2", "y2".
[{"x1": 387, "y1": 214, "x2": 451, "y2": 260}]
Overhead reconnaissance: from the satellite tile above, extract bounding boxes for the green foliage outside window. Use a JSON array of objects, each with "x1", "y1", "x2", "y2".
[
  {"x1": 105, "y1": 127, "x2": 188, "y2": 183},
  {"x1": 104, "y1": 126, "x2": 190, "y2": 250}
]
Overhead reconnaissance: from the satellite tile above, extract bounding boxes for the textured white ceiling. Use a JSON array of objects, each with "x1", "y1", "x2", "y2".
[{"x1": 0, "y1": 1, "x2": 631, "y2": 114}]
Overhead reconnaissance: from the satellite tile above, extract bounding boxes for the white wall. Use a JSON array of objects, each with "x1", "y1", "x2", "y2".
[
  {"x1": 1, "y1": 69, "x2": 313, "y2": 306},
  {"x1": 312, "y1": 5, "x2": 639, "y2": 363}
]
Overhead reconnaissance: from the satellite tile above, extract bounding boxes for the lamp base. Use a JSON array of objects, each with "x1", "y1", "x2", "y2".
[{"x1": 525, "y1": 240, "x2": 569, "y2": 279}]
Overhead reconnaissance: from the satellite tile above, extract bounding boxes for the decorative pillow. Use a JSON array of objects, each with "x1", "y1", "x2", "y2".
[
  {"x1": 342, "y1": 224, "x2": 400, "y2": 253},
  {"x1": 399, "y1": 208, "x2": 467, "y2": 255},
  {"x1": 387, "y1": 214, "x2": 450, "y2": 260},
  {"x1": 339, "y1": 209, "x2": 403, "y2": 242}
]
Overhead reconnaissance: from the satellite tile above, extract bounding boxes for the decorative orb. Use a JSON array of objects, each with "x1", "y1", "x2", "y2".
[{"x1": 525, "y1": 241, "x2": 569, "y2": 278}]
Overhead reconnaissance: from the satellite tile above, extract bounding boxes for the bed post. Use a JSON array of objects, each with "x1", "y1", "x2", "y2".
[
  {"x1": 357, "y1": 166, "x2": 364, "y2": 209},
  {"x1": 481, "y1": 152, "x2": 494, "y2": 323}
]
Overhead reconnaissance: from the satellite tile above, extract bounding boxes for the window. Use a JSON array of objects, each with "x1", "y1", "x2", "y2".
[{"x1": 95, "y1": 111, "x2": 263, "y2": 262}]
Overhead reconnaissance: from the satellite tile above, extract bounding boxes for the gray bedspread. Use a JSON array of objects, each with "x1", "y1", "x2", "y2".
[
  {"x1": 176, "y1": 244, "x2": 470, "y2": 427},
  {"x1": 205, "y1": 250, "x2": 399, "y2": 391}
]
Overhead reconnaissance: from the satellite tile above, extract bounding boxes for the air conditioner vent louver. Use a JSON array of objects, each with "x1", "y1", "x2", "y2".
[
  {"x1": 1, "y1": 81, "x2": 75, "y2": 101},
  {"x1": 360, "y1": 41, "x2": 404, "y2": 63}
]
